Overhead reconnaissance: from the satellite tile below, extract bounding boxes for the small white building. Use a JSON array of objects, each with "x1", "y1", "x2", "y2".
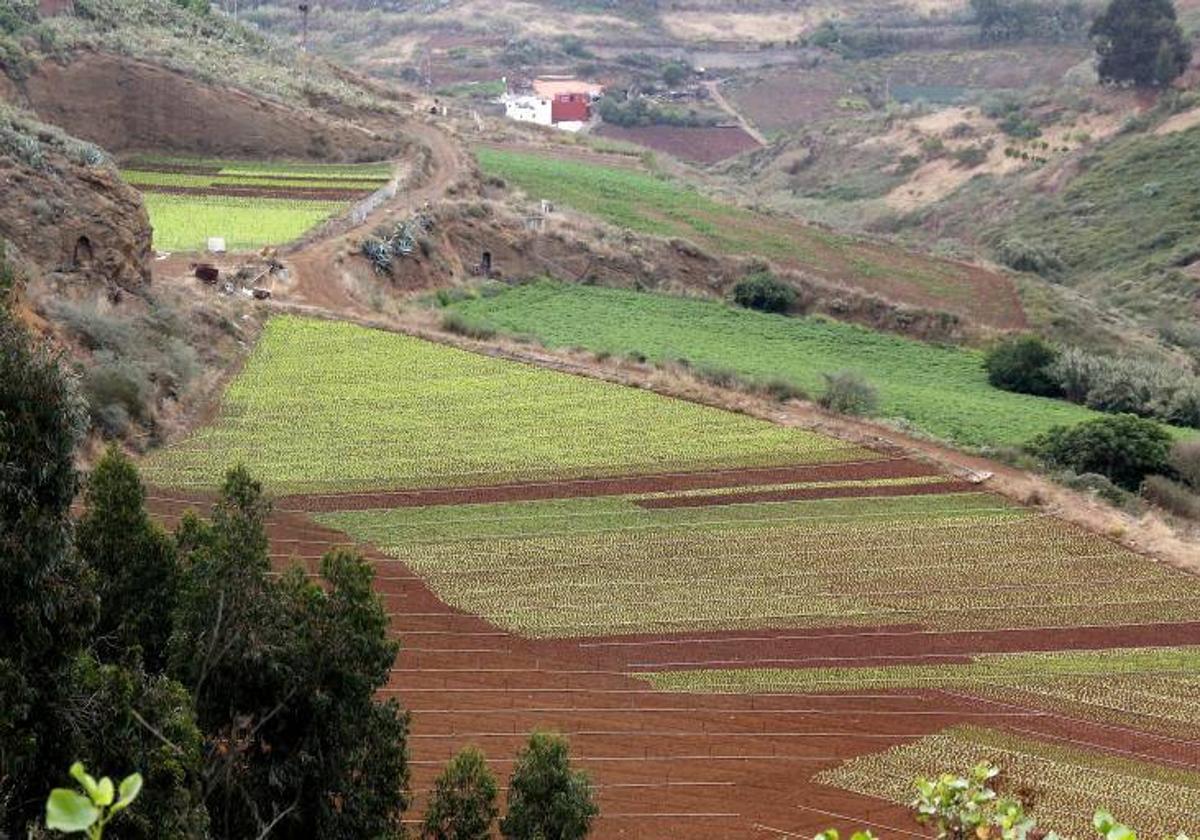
[{"x1": 504, "y1": 94, "x2": 553, "y2": 127}]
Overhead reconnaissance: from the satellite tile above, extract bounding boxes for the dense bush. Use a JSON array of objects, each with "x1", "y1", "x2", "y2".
[
  {"x1": 597, "y1": 95, "x2": 718, "y2": 128},
  {"x1": 1048, "y1": 347, "x2": 1200, "y2": 428},
  {"x1": 1091, "y1": 0, "x2": 1191, "y2": 87},
  {"x1": 970, "y1": 0, "x2": 1088, "y2": 42},
  {"x1": 1027, "y1": 413, "x2": 1173, "y2": 490},
  {"x1": 1058, "y1": 471, "x2": 1132, "y2": 507},
  {"x1": 442, "y1": 311, "x2": 497, "y2": 340},
  {"x1": 1169, "y1": 439, "x2": 1200, "y2": 489},
  {"x1": 984, "y1": 334, "x2": 1062, "y2": 397},
  {"x1": 732, "y1": 272, "x2": 796, "y2": 314},
  {"x1": 995, "y1": 237, "x2": 1061, "y2": 274},
  {"x1": 1141, "y1": 474, "x2": 1200, "y2": 519},
  {"x1": 819, "y1": 370, "x2": 880, "y2": 416}
]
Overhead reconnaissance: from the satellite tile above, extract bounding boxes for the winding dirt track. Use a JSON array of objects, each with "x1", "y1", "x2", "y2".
[{"x1": 145, "y1": 478, "x2": 1200, "y2": 839}]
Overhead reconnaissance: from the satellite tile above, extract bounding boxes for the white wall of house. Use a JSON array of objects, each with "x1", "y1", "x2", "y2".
[{"x1": 503, "y1": 95, "x2": 552, "y2": 126}]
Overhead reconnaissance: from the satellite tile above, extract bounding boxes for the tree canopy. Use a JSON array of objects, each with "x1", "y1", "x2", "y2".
[{"x1": 1091, "y1": 0, "x2": 1192, "y2": 87}]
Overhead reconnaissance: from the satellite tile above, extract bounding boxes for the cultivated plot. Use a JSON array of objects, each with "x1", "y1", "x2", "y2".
[
  {"x1": 317, "y1": 491, "x2": 1200, "y2": 637},
  {"x1": 141, "y1": 315, "x2": 867, "y2": 492},
  {"x1": 816, "y1": 726, "x2": 1200, "y2": 839},
  {"x1": 640, "y1": 647, "x2": 1200, "y2": 739},
  {"x1": 122, "y1": 155, "x2": 392, "y2": 251}
]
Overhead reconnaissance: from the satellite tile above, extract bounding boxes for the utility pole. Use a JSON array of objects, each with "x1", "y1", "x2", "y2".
[{"x1": 298, "y1": 2, "x2": 310, "y2": 52}]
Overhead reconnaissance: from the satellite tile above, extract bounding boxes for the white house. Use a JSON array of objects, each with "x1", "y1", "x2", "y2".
[{"x1": 504, "y1": 94, "x2": 553, "y2": 127}]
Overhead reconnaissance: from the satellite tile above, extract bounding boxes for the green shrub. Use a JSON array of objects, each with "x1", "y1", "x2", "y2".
[
  {"x1": 732, "y1": 272, "x2": 796, "y2": 314},
  {"x1": 757, "y1": 377, "x2": 808, "y2": 403},
  {"x1": 1140, "y1": 474, "x2": 1200, "y2": 519},
  {"x1": 819, "y1": 370, "x2": 879, "y2": 416},
  {"x1": 1027, "y1": 414, "x2": 1173, "y2": 490},
  {"x1": 422, "y1": 747, "x2": 499, "y2": 840},
  {"x1": 985, "y1": 334, "x2": 1062, "y2": 397},
  {"x1": 441, "y1": 311, "x2": 496, "y2": 340},
  {"x1": 995, "y1": 237, "x2": 1061, "y2": 275},
  {"x1": 1057, "y1": 470, "x2": 1131, "y2": 507},
  {"x1": 80, "y1": 358, "x2": 151, "y2": 438},
  {"x1": 694, "y1": 363, "x2": 740, "y2": 389}
]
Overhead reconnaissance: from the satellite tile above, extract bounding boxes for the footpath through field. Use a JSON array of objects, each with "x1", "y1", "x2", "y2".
[{"x1": 145, "y1": 475, "x2": 1200, "y2": 839}]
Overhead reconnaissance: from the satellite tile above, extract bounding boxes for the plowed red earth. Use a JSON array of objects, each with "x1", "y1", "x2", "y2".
[
  {"x1": 274, "y1": 458, "x2": 942, "y2": 512},
  {"x1": 633, "y1": 479, "x2": 974, "y2": 509},
  {"x1": 144, "y1": 472, "x2": 1200, "y2": 838},
  {"x1": 141, "y1": 184, "x2": 373, "y2": 201}
]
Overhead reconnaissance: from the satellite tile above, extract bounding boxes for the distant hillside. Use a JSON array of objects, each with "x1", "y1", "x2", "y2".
[{"x1": 0, "y1": 0, "x2": 413, "y2": 159}]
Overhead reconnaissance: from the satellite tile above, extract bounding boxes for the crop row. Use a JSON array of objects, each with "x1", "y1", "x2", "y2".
[
  {"x1": 321, "y1": 493, "x2": 1200, "y2": 636},
  {"x1": 816, "y1": 726, "x2": 1200, "y2": 838},
  {"x1": 141, "y1": 316, "x2": 866, "y2": 492}
]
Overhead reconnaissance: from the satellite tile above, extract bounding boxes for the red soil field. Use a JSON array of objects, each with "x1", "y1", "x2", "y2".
[
  {"x1": 595, "y1": 124, "x2": 761, "y2": 164},
  {"x1": 143, "y1": 464, "x2": 1200, "y2": 838},
  {"x1": 633, "y1": 478, "x2": 974, "y2": 509}
]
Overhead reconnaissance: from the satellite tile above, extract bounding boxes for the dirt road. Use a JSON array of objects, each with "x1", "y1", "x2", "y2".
[
  {"x1": 282, "y1": 118, "x2": 471, "y2": 313},
  {"x1": 704, "y1": 80, "x2": 768, "y2": 146}
]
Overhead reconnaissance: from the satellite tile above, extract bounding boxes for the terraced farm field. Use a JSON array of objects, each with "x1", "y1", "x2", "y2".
[
  {"x1": 475, "y1": 146, "x2": 1025, "y2": 328},
  {"x1": 319, "y1": 491, "x2": 1200, "y2": 637},
  {"x1": 121, "y1": 155, "x2": 392, "y2": 250},
  {"x1": 449, "y1": 280, "x2": 1124, "y2": 447},
  {"x1": 142, "y1": 316, "x2": 868, "y2": 492},
  {"x1": 818, "y1": 726, "x2": 1200, "y2": 839},
  {"x1": 141, "y1": 313, "x2": 1200, "y2": 838}
]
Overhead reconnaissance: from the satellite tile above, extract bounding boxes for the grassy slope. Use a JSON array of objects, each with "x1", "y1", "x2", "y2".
[
  {"x1": 994, "y1": 124, "x2": 1200, "y2": 321},
  {"x1": 140, "y1": 315, "x2": 865, "y2": 492},
  {"x1": 475, "y1": 147, "x2": 1024, "y2": 326},
  {"x1": 317, "y1": 491, "x2": 1200, "y2": 636},
  {"x1": 451, "y1": 281, "x2": 1104, "y2": 447}
]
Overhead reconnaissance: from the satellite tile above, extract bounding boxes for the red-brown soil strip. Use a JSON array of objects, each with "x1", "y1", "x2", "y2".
[
  {"x1": 634, "y1": 478, "x2": 975, "y2": 509},
  {"x1": 141, "y1": 184, "x2": 372, "y2": 201},
  {"x1": 276, "y1": 458, "x2": 941, "y2": 512},
  {"x1": 578, "y1": 621, "x2": 1200, "y2": 672}
]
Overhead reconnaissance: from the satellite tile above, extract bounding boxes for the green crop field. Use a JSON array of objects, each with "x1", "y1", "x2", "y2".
[
  {"x1": 473, "y1": 147, "x2": 1024, "y2": 326},
  {"x1": 450, "y1": 280, "x2": 1112, "y2": 447},
  {"x1": 123, "y1": 155, "x2": 392, "y2": 251},
  {"x1": 641, "y1": 647, "x2": 1200, "y2": 738},
  {"x1": 141, "y1": 193, "x2": 344, "y2": 252},
  {"x1": 316, "y1": 492, "x2": 1200, "y2": 637},
  {"x1": 140, "y1": 315, "x2": 865, "y2": 492},
  {"x1": 817, "y1": 726, "x2": 1200, "y2": 839}
]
